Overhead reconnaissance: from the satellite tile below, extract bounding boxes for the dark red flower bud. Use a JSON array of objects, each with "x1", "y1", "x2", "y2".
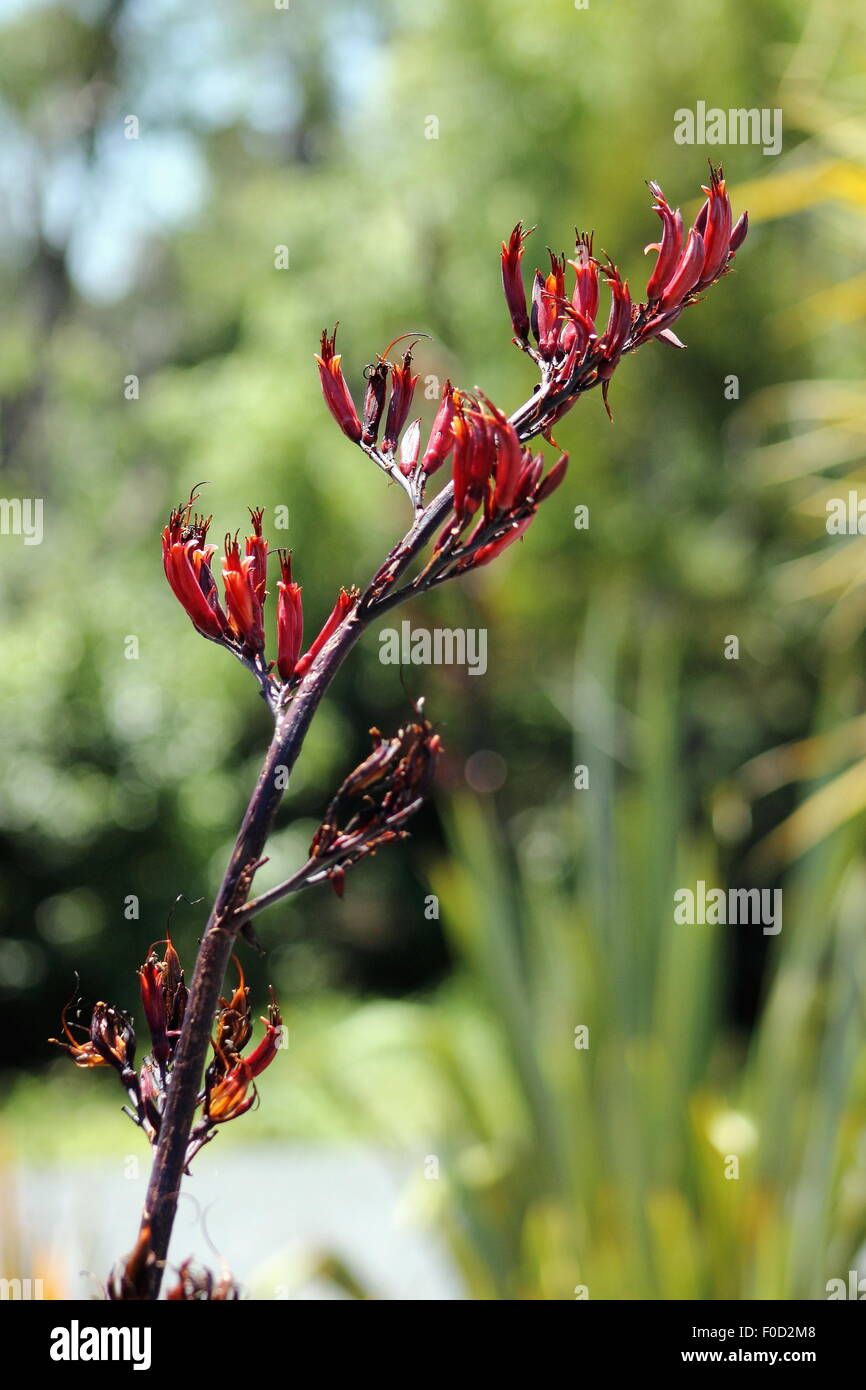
[
  {"x1": 729, "y1": 209, "x2": 749, "y2": 254},
  {"x1": 138, "y1": 956, "x2": 169, "y2": 1067},
  {"x1": 493, "y1": 425, "x2": 527, "y2": 516},
  {"x1": 315, "y1": 325, "x2": 362, "y2": 443},
  {"x1": 474, "y1": 396, "x2": 525, "y2": 517},
  {"x1": 516, "y1": 450, "x2": 545, "y2": 503},
  {"x1": 276, "y1": 550, "x2": 303, "y2": 683},
  {"x1": 382, "y1": 349, "x2": 419, "y2": 453},
  {"x1": 421, "y1": 381, "x2": 458, "y2": 476},
  {"x1": 696, "y1": 164, "x2": 732, "y2": 284},
  {"x1": 534, "y1": 452, "x2": 569, "y2": 502},
  {"x1": 361, "y1": 359, "x2": 389, "y2": 446},
  {"x1": 468, "y1": 515, "x2": 533, "y2": 570},
  {"x1": 600, "y1": 265, "x2": 633, "y2": 360},
  {"x1": 501, "y1": 222, "x2": 532, "y2": 341}
]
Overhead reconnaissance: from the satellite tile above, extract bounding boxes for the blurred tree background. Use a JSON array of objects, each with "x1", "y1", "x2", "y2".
[{"x1": 1, "y1": 0, "x2": 865, "y2": 1298}]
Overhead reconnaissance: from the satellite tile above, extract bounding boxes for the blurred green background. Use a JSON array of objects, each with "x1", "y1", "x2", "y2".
[{"x1": 1, "y1": 0, "x2": 866, "y2": 1299}]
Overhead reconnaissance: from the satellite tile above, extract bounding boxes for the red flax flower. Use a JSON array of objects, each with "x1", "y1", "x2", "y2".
[
  {"x1": 138, "y1": 937, "x2": 188, "y2": 1070},
  {"x1": 465, "y1": 454, "x2": 567, "y2": 569},
  {"x1": 571, "y1": 231, "x2": 599, "y2": 325},
  {"x1": 644, "y1": 184, "x2": 684, "y2": 301},
  {"x1": 559, "y1": 232, "x2": 599, "y2": 362},
  {"x1": 695, "y1": 163, "x2": 734, "y2": 284},
  {"x1": 213, "y1": 956, "x2": 253, "y2": 1062},
  {"x1": 315, "y1": 325, "x2": 362, "y2": 442},
  {"x1": 441, "y1": 395, "x2": 567, "y2": 566},
  {"x1": 204, "y1": 993, "x2": 282, "y2": 1125},
  {"x1": 222, "y1": 529, "x2": 266, "y2": 657},
  {"x1": 276, "y1": 550, "x2": 303, "y2": 682},
  {"x1": 293, "y1": 586, "x2": 359, "y2": 679},
  {"x1": 243, "y1": 992, "x2": 283, "y2": 1077},
  {"x1": 160, "y1": 498, "x2": 363, "y2": 708},
  {"x1": 162, "y1": 498, "x2": 229, "y2": 643},
  {"x1": 498, "y1": 165, "x2": 747, "y2": 436},
  {"x1": 450, "y1": 403, "x2": 493, "y2": 532},
  {"x1": 532, "y1": 251, "x2": 567, "y2": 357},
  {"x1": 382, "y1": 347, "x2": 419, "y2": 454},
  {"x1": 658, "y1": 227, "x2": 704, "y2": 311},
  {"x1": 599, "y1": 261, "x2": 633, "y2": 363},
  {"x1": 203, "y1": 1055, "x2": 257, "y2": 1123},
  {"x1": 245, "y1": 507, "x2": 268, "y2": 608},
  {"x1": 163, "y1": 496, "x2": 271, "y2": 659},
  {"x1": 644, "y1": 164, "x2": 747, "y2": 314},
  {"x1": 137, "y1": 954, "x2": 167, "y2": 1064}
]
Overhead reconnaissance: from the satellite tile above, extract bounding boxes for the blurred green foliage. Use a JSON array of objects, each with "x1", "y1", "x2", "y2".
[{"x1": 1, "y1": 0, "x2": 866, "y2": 1298}]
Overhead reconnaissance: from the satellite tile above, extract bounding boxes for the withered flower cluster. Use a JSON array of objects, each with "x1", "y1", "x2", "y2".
[
  {"x1": 307, "y1": 702, "x2": 442, "y2": 897},
  {"x1": 52, "y1": 937, "x2": 281, "y2": 1161},
  {"x1": 166, "y1": 1260, "x2": 241, "y2": 1301},
  {"x1": 49, "y1": 994, "x2": 137, "y2": 1086},
  {"x1": 199, "y1": 965, "x2": 282, "y2": 1131},
  {"x1": 106, "y1": 1226, "x2": 242, "y2": 1301}
]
